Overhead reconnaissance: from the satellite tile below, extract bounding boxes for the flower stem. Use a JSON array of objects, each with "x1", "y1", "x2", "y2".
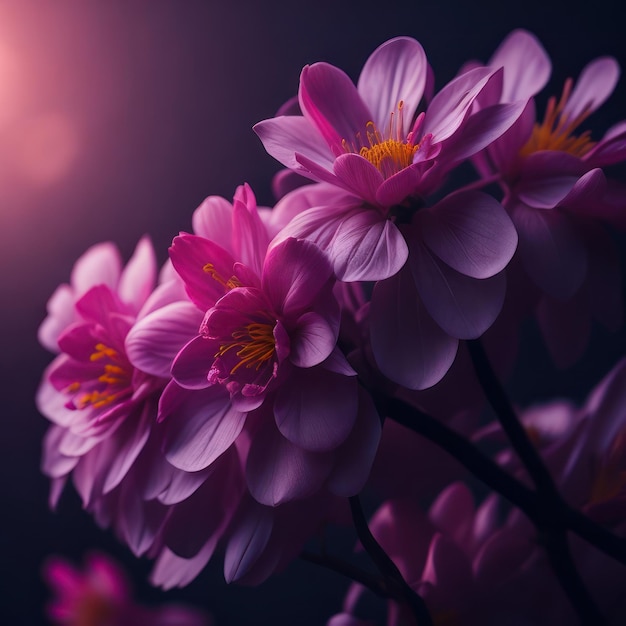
[{"x1": 349, "y1": 494, "x2": 434, "y2": 626}]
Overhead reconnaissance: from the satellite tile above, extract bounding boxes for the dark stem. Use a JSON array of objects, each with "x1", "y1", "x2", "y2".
[
  {"x1": 300, "y1": 550, "x2": 386, "y2": 598},
  {"x1": 349, "y1": 494, "x2": 434, "y2": 626},
  {"x1": 466, "y1": 338, "x2": 605, "y2": 624}
]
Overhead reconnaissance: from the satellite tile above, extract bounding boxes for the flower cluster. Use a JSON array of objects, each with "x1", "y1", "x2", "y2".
[{"x1": 37, "y1": 30, "x2": 626, "y2": 624}]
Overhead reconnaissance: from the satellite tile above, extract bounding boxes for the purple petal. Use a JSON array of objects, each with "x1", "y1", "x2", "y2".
[
  {"x1": 510, "y1": 202, "x2": 587, "y2": 299},
  {"x1": 232, "y1": 183, "x2": 270, "y2": 276},
  {"x1": 489, "y1": 29, "x2": 551, "y2": 102},
  {"x1": 408, "y1": 236, "x2": 507, "y2": 339},
  {"x1": 375, "y1": 159, "x2": 436, "y2": 207},
  {"x1": 357, "y1": 36, "x2": 427, "y2": 133},
  {"x1": 41, "y1": 426, "x2": 79, "y2": 477},
  {"x1": 38, "y1": 284, "x2": 75, "y2": 352},
  {"x1": 333, "y1": 153, "x2": 383, "y2": 206},
  {"x1": 150, "y1": 541, "x2": 216, "y2": 590},
  {"x1": 125, "y1": 302, "x2": 203, "y2": 378},
  {"x1": 423, "y1": 67, "x2": 494, "y2": 142},
  {"x1": 420, "y1": 191, "x2": 517, "y2": 279},
  {"x1": 224, "y1": 498, "x2": 274, "y2": 583},
  {"x1": 562, "y1": 57, "x2": 620, "y2": 122},
  {"x1": 263, "y1": 238, "x2": 333, "y2": 317},
  {"x1": 326, "y1": 388, "x2": 381, "y2": 497},
  {"x1": 171, "y1": 335, "x2": 214, "y2": 389},
  {"x1": 290, "y1": 311, "x2": 337, "y2": 368},
  {"x1": 585, "y1": 122, "x2": 626, "y2": 168},
  {"x1": 246, "y1": 424, "x2": 332, "y2": 505},
  {"x1": 370, "y1": 266, "x2": 459, "y2": 389},
  {"x1": 274, "y1": 366, "x2": 358, "y2": 451},
  {"x1": 254, "y1": 115, "x2": 335, "y2": 176},
  {"x1": 299, "y1": 62, "x2": 372, "y2": 152},
  {"x1": 162, "y1": 386, "x2": 246, "y2": 471}
]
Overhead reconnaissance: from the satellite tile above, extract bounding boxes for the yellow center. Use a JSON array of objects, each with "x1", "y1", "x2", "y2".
[
  {"x1": 520, "y1": 78, "x2": 595, "y2": 159},
  {"x1": 203, "y1": 263, "x2": 242, "y2": 290},
  {"x1": 70, "y1": 343, "x2": 131, "y2": 409},
  {"x1": 216, "y1": 322, "x2": 276, "y2": 374},
  {"x1": 343, "y1": 101, "x2": 419, "y2": 178}
]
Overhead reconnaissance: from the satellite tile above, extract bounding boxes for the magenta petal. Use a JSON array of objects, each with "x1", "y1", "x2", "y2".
[
  {"x1": 299, "y1": 62, "x2": 372, "y2": 152},
  {"x1": 224, "y1": 499, "x2": 274, "y2": 583},
  {"x1": 563, "y1": 57, "x2": 620, "y2": 121},
  {"x1": 357, "y1": 36, "x2": 427, "y2": 133},
  {"x1": 421, "y1": 191, "x2": 517, "y2": 279},
  {"x1": 585, "y1": 122, "x2": 626, "y2": 168},
  {"x1": 232, "y1": 183, "x2": 270, "y2": 276},
  {"x1": 274, "y1": 366, "x2": 358, "y2": 452},
  {"x1": 38, "y1": 284, "x2": 75, "y2": 352},
  {"x1": 326, "y1": 388, "x2": 381, "y2": 497},
  {"x1": 333, "y1": 153, "x2": 383, "y2": 206},
  {"x1": 290, "y1": 312, "x2": 336, "y2": 368},
  {"x1": 375, "y1": 159, "x2": 435, "y2": 207},
  {"x1": 263, "y1": 238, "x2": 333, "y2": 317},
  {"x1": 510, "y1": 202, "x2": 587, "y2": 299},
  {"x1": 408, "y1": 237, "x2": 507, "y2": 339},
  {"x1": 169, "y1": 234, "x2": 241, "y2": 311},
  {"x1": 162, "y1": 386, "x2": 246, "y2": 471},
  {"x1": 489, "y1": 29, "x2": 551, "y2": 102},
  {"x1": 246, "y1": 424, "x2": 332, "y2": 505},
  {"x1": 253, "y1": 115, "x2": 335, "y2": 174},
  {"x1": 370, "y1": 266, "x2": 459, "y2": 390},
  {"x1": 42, "y1": 426, "x2": 79, "y2": 477},
  {"x1": 125, "y1": 302, "x2": 203, "y2": 378}
]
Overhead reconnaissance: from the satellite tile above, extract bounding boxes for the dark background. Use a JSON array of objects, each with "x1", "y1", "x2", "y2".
[{"x1": 1, "y1": 1, "x2": 625, "y2": 624}]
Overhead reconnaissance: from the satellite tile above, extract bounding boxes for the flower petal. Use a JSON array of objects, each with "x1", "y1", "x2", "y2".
[
  {"x1": 290, "y1": 311, "x2": 337, "y2": 368},
  {"x1": 357, "y1": 36, "x2": 427, "y2": 133},
  {"x1": 118, "y1": 237, "x2": 157, "y2": 313},
  {"x1": 420, "y1": 191, "x2": 517, "y2": 279},
  {"x1": 370, "y1": 266, "x2": 459, "y2": 389}
]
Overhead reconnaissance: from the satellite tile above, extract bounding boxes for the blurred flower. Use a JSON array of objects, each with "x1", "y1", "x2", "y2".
[{"x1": 43, "y1": 551, "x2": 211, "y2": 625}]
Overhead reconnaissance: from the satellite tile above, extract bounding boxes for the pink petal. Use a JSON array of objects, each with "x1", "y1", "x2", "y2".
[
  {"x1": 274, "y1": 365, "x2": 358, "y2": 451},
  {"x1": 71, "y1": 242, "x2": 122, "y2": 296},
  {"x1": 408, "y1": 237, "x2": 507, "y2": 339},
  {"x1": 150, "y1": 541, "x2": 216, "y2": 590},
  {"x1": 370, "y1": 266, "x2": 459, "y2": 390},
  {"x1": 357, "y1": 36, "x2": 428, "y2": 133},
  {"x1": 253, "y1": 115, "x2": 335, "y2": 175},
  {"x1": 489, "y1": 29, "x2": 551, "y2": 102},
  {"x1": 170, "y1": 335, "x2": 214, "y2": 389},
  {"x1": 126, "y1": 302, "x2": 203, "y2": 378},
  {"x1": 299, "y1": 62, "x2": 372, "y2": 152},
  {"x1": 246, "y1": 424, "x2": 332, "y2": 505},
  {"x1": 420, "y1": 191, "x2": 517, "y2": 279},
  {"x1": 38, "y1": 284, "x2": 74, "y2": 352},
  {"x1": 232, "y1": 183, "x2": 270, "y2": 276},
  {"x1": 562, "y1": 57, "x2": 620, "y2": 122},
  {"x1": 191, "y1": 195, "x2": 234, "y2": 249},
  {"x1": 118, "y1": 236, "x2": 157, "y2": 313},
  {"x1": 162, "y1": 386, "x2": 246, "y2": 472}
]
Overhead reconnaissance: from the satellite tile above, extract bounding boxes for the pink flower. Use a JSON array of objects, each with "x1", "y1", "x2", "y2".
[
  {"x1": 127, "y1": 186, "x2": 381, "y2": 506},
  {"x1": 38, "y1": 238, "x2": 181, "y2": 509},
  {"x1": 43, "y1": 552, "x2": 211, "y2": 625}
]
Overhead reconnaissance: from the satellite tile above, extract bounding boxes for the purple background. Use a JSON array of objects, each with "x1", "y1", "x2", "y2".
[{"x1": 1, "y1": 1, "x2": 625, "y2": 624}]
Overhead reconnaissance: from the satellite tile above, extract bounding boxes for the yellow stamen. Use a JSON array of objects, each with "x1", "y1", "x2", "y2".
[
  {"x1": 520, "y1": 78, "x2": 596, "y2": 158},
  {"x1": 216, "y1": 322, "x2": 276, "y2": 375},
  {"x1": 203, "y1": 263, "x2": 241, "y2": 290}
]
